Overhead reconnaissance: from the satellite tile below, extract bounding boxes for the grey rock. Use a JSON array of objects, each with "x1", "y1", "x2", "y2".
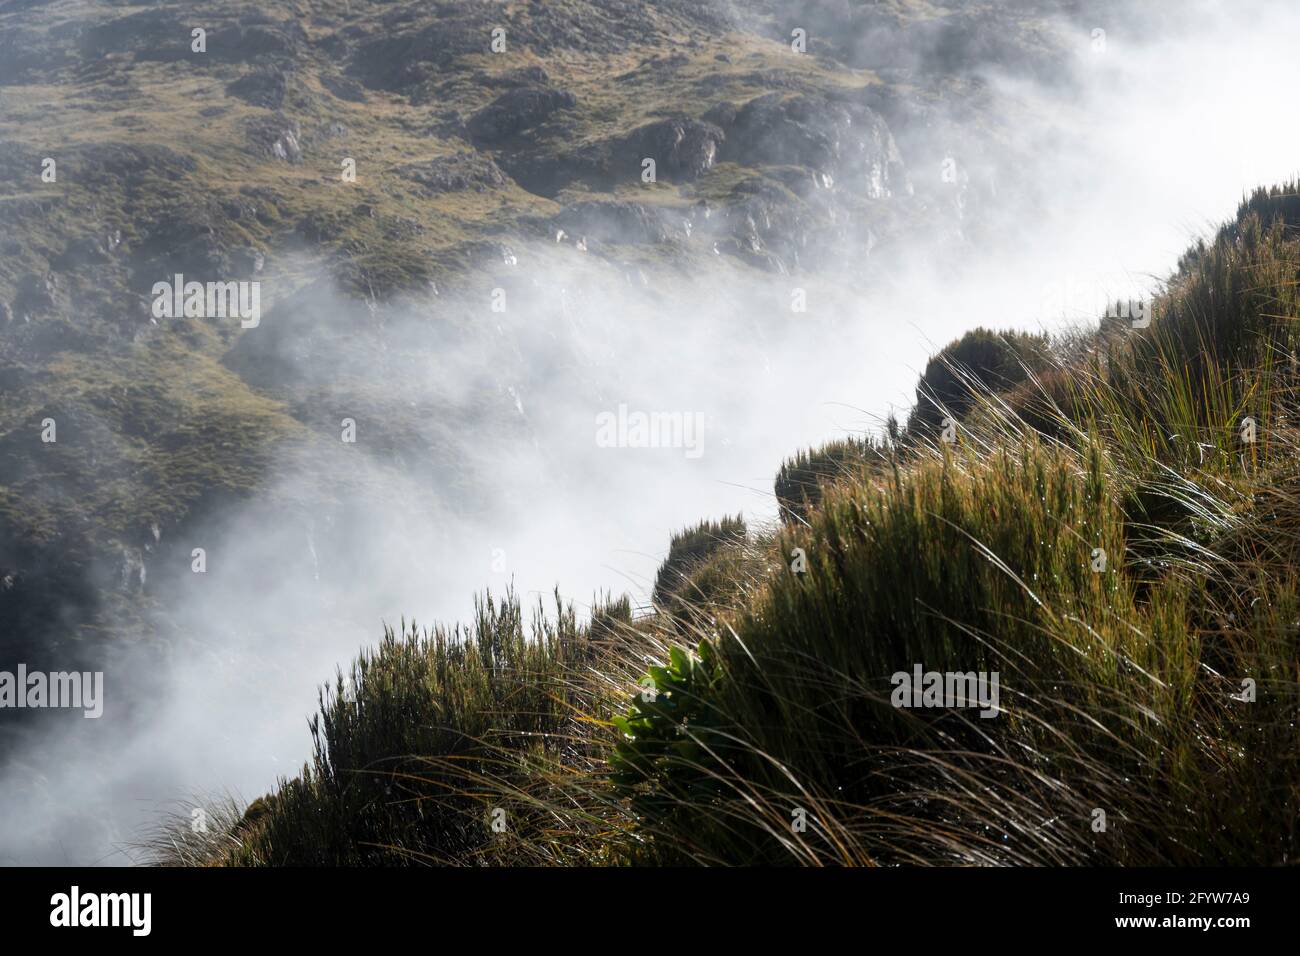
[
  {"x1": 14, "y1": 273, "x2": 57, "y2": 315},
  {"x1": 399, "y1": 153, "x2": 508, "y2": 194},
  {"x1": 227, "y1": 68, "x2": 289, "y2": 109},
  {"x1": 321, "y1": 74, "x2": 367, "y2": 103},
  {"x1": 621, "y1": 118, "x2": 724, "y2": 182},
  {"x1": 466, "y1": 87, "x2": 576, "y2": 142},
  {"x1": 715, "y1": 93, "x2": 909, "y2": 199},
  {"x1": 206, "y1": 23, "x2": 306, "y2": 62},
  {"x1": 245, "y1": 115, "x2": 303, "y2": 163},
  {"x1": 551, "y1": 201, "x2": 678, "y2": 246}
]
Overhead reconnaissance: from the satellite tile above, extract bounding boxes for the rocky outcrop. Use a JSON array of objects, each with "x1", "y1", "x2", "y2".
[
  {"x1": 244, "y1": 115, "x2": 303, "y2": 163},
  {"x1": 14, "y1": 273, "x2": 58, "y2": 317},
  {"x1": 227, "y1": 68, "x2": 291, "y2": 109},
  {"x1": 399, "y1": 154, "x2": 509, "y2": 194},
  {"x1": 500, "y1": 115, "x2": 725, "y2": 196},
  {"x1": 466, "y1": 87, "x2": 577, "y2": 142},
  {"x1": 710, "y1": 93, "x2": 909, "y2": 200},
  {"x1": 620, "y1": 118, "x2": 724, "y2": 182},
  {"x1": 321, "y1": 73, "x2": 367, "y2": 103},
  {"x1": 550, "y1": 201, "x2": 682, "y2": 246},
  {"x1": 76, "y1": 143, "x2": 197, "y2": 185},
  {"x1": 206, "y1": 21, "x2": 306, "y2": 62},
  {"x1": 78, "y1": 10, "x2": 184, "y2": 60}
]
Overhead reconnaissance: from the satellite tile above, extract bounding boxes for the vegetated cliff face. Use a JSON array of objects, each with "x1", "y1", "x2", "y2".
[{"x1": 0, "y1": 1, "x2": 1081, "y2": 692}]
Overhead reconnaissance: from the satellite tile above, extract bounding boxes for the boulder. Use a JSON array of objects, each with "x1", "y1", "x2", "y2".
[
  {"x1": 466, "y1": 87, "x2": 577, "y2": 142},
  {"x1": 245, "y1": 115, "x2": 303, "y2": 163},
  {"x1": 226, "y1": 68, "x2": 289, "y2": 109},
  {"x1": 620, "y1": 118, "x2": 724, "y2": 181}
]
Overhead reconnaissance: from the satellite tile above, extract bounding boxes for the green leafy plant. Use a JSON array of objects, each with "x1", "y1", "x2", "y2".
[{"x1": 611, "y1": 641, "x2": 726, "y2": 833}]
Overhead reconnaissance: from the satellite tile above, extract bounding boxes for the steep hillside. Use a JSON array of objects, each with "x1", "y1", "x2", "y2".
[
  {"x1": 0, "y1": 0, "x2": 1097, "y2": 730},
  {"x1": 147, "y1": 184, "x2": 1300, "y2": 867},
  {"x1": 5, "y1": 0, "x2": 1281, "y2": 868}
]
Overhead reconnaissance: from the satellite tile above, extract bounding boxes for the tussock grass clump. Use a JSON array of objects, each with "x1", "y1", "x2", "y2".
[
  {"x1": 906, "y1": 326, "x2": 1051, "y2": 438},
  {"x1": 132, "y1": 794, "x2": 251, "y2": 867},
  {"x1": 652, "y1": 515, "x2": 747, "y2": 608},
  {"x1": 218, "y1": 589, "x2": 633, "y2": 866},
  {"x1": 774, "y1": 436, "x2": 892, "y2": 526}
]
